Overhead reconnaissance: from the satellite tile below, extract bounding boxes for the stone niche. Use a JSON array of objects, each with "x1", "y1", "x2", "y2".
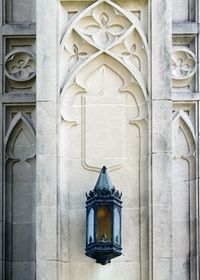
[
  {"x1": 5, "y1": 0, "x2": 36, "y2": 23},
  {"x1": 4, "y1": 105, "x2": 36, "y2": 280},
  {"x1": 172, "y1": 103, "x2": 197, "y2": 280},
  {"x1": 59, "y1": 0, "x2": 149, "y2": 279},
  {"x1": 172, "y1": 0, "x2": 195, "y2": 22}
]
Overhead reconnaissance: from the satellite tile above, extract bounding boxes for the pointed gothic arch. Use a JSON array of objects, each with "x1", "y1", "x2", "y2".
[
  {"x1": 5, "y1": 112, "x2": 36, "y2": 159},
  {"x1": 4, "y1": 112, "x2": 36, "y2": 280},
  {"x1": 172, "y1": 110, "x2": 196, "y2": 156},
  {"x1": 172, "y1": 110, "x2": 197, "y2": 280}
]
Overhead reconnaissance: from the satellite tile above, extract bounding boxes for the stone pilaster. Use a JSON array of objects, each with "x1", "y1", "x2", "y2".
[
  {"x1": 150, "y1": 1, "x2": 172, "y2": 279},
  {"x1": 36, "y1": 0, "x2": 59, "y2": 279}
]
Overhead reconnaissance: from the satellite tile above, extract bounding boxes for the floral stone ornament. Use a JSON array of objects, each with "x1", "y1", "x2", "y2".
[
  {"x1": 5, "y1": 50, "x2": 36, "y2": 82},
  {"x1": 172, "y1": 47, "x2": 197, "y2": 87},
  {"x1": 76, "y1": 2, "x2": 131, "y2": 48},
  {"x1": 85, "y1": 166, "x2": 122, "y2": 265}
]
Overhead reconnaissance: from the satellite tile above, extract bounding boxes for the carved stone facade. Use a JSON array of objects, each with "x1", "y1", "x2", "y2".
[
  {"x1": 0, "y1": 1, "x2": 36, "y2": 279},
  {"x1": 0, "y1": 0, "x2": 200, "y2": 280}
]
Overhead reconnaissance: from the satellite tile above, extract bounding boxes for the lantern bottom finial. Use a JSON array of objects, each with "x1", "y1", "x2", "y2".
[
  {"x1": 96, "y1": 257, "x2": 111, "y2": 265},
  {"x1": 85, "y1": 243, "x2": 122, "y2": 265}
]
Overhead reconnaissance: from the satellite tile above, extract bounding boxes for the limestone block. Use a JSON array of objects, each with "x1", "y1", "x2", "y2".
[
  {"x1": 153, "y1": 258, "x2": 172, "y2": 280},
  {"x1": 139, "y1": 179, "x2": 149, "y2": 207},
  {"x1": 68, "y1": 209, "x2": 86, "y2": 262},
  {"x1": 152, "y1": 153, "x2": 172, "y2": 207},
  {"x1": 69, "y1": 261, "x2": 140, "y2": 280},
  {"x1": 116, "y1": 161, "x2": 140, "y2": 209},
  {"x1": 173, "y1": 258, "x2": 190, "y2": 280},
  {"x1": 152, "y1": 100, "x2": 172, "y2": 152},
  {"x1": 37, "y1": 102, "x2": 57, "y2": 156},
  {"x1": 37, "y1": 155, "x2": 57, "y2": 207},
  {"x1": 57, "y1": 208, "x2": 68, "y2": 262},
  {"x1": 58, "y1": 157, "x2": 69, "y2": 209},
  {"x1": 172, "y1": 179, "x2": 190, "y2": 221},
  {"x1": 68, "y1": 158, "x2": 142, "y2": 210},
  {"x1": 36, "y1": 0, "x2": 58, "y2": 101},
  {"x1": 173, "y1": 221, "x2": 189, "y2": 258},
  {"x1": 152, "y1": 0, "x2": 171, "y2": 100},
  {"x1": 67, "y1": 158, "x2": 148, "y2": 224},
  {"x1": 37, "y1": 260, "x2": 57, "y2": 280},
  {"x1": 153, "y1": 205, "x2": 172, "y2": 258},
  {"x1": 84, "y1": 104, "x2": 124, "y2": 168},
  {"x1": 67, "y1": 161, "x2": 97, "y2": 210},
  {"x1": 60, "y1": 120, "x2": 81, "y2": 159},
  {"x1": 122, "y1": 208, "x2": 140, "y2": 262},
  {"x1": 172, "y1": 159, "x2": 189, "y2": 181},
  {"x1": 173, "y1": 256, "x2": 197, "y2": 280},
  {"x1": 36, "y1": 207, "x2": 57, "y2": 259},
  {"x1": 140, "y1": 206, "x2": 149, "y2": 259},
  {"x1": 57, "y1": 262, "x2": 69, "y2": 280}
]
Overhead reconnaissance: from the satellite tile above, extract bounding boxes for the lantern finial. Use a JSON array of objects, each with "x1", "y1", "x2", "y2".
[{"x1": 94, "y1": 166, "x2": 113, "y2": 192}]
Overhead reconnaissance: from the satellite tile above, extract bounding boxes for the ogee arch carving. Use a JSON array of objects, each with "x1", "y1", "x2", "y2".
[{"x1": 59, "y1": 1, "x2": 149, "y2": 279}]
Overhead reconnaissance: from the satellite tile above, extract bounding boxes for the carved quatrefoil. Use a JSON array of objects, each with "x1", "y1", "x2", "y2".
[
  {"x1": 75, "y1": 2, "x2": 132, "y2": 49},
  {"x1": 5, "y1": 50, "x2": 36, "y2": 82},
  {"x1": 172, "y1": 47, "x2": 197, "y2": 87}
]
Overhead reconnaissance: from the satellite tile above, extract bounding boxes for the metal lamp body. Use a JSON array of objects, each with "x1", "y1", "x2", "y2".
[{"x1": 85, "y1": 167, "x2": 122, "y2": 265}]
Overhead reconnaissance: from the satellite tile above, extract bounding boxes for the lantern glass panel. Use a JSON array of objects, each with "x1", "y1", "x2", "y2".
[
  {"x1": 97, "y1": 206, "x2": 111, "y2": 242},
  {"x1": 114, "y1": 207, "x2": 120, "y2": 245},
  {"x1": 87, "y1": 208, "x2": 94, "y2": 244}
]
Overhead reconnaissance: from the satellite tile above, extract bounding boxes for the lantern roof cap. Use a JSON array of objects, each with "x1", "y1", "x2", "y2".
[
  {"x1": 86, "y1": 166, "x2": 122, "y2": 200},
  {"x1": 94, "y1": 166, "x2": 113, "y2": 191}
]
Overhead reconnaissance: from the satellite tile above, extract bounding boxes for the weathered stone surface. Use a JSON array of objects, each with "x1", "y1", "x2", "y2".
[
  {"x1": 6, "y1": 261, "x2": 36, "y2": 280},
  {"x1": 37, "y1": 155, "x2": 57, "y2": 207},
  {"x1": 1, "y1": 0, "x2": 199, "y2": 280},
  {"x1": 152, "y1": 101, "x2": 172, "y2": 152},
  {"x1": 36, "y1": 260, "x2": 57, "y2": 280},
  {"x1": 12, "y1": 223, "x2": 36, "y2": 261},
  {"x1": 36, "y1": 206, "x2": 57, "y2": 260}
]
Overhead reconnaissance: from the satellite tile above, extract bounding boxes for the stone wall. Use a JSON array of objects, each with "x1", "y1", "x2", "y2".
[
  {"x1": 0, "y1": 0, "x2": 36, "y2": 279},
  {"x1": 0, "y1": 0, "x2": 200, "y2": 280}
]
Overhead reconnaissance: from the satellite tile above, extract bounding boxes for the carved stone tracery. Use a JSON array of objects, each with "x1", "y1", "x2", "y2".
[
  {"x1": 60, "y1": 0, "x2": 149, "y2": 169},
  {"x1": 61, "y1": 0, "x2": 149, "y2": 86},
  {"x1": 5, "y1": 49, "x2": 36, "y2": 82},
  {"x1": 172, "y1": 47, "x2": 197, "y2": 87},
  {"x1": 75, "y1": 3, "x2": 132, "y2": 48},
  {"x1": 60, "y1": 1, "x2": 149, "y2": 278}
]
